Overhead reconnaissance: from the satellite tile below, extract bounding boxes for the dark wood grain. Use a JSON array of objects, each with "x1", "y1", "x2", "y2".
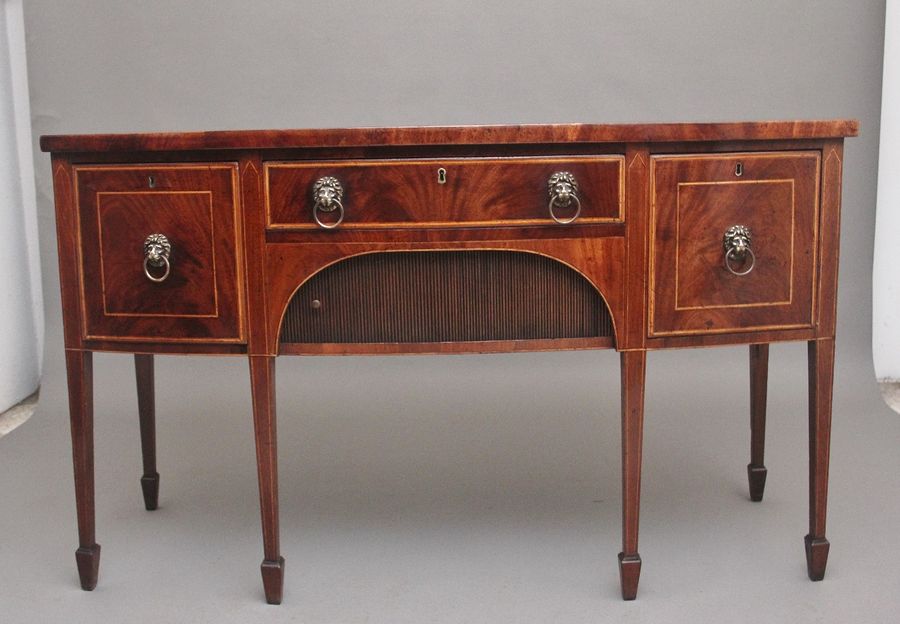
[
  {"x1": 40, "y1": 120, "x2": 858, "y2": 153},
  {"x1": 279, "y1": 336, "x2": 614, "y2": 356},
  {"x1": 134, "y1": 354, "x2": 159, "y2": 511},
  {"x1": 280, "y1": 250, "x2": 613, "y2": 344},
  {"x1": 265, "y1": 156, "x2": 623, "y2": 229},
  {"x1": 748, "y1": 344, "x2": 769, "y2": 502},
  {"x1": 264, "y1": 237, "x2": 627, "y2": 356},
  {"x1": 81, "y1": 339, "x2": 247, "y2": 355},
  {"x1": 806, "y1": 338, "x2": 834, "y2": 580},
  {"x1": 249, "y1": 356, "x2": 283, "y2": 604},
  {"x1": 75, "y1": 164, "x2": 244, "y2": 343},
  {"x1": 816, "y1": 141, "x2": 844, "y2": 338},
  {"x1": 66, "y1": 349, "x2": 99, "y2": 590},
  {"x1": 619, "y1": 350, "x2": 646, "y2": 600},
  {"x1": 265, "y1": 221, "x2": 626, "y2": 244},
  {"x1": 650, "y1": 152, "x2": 820, "y2": 336},
  {"x1": 623, "y1": 145, "x2": 650, "y2": 350},
  {"x1": 52, "y1": 157, "x2": 83, "y2": 350},
  {"x1": 44, "y1": 121, "x2": 854, "y2": 604},
  {"x1": 645, "y1": 326, "x2": 818, "y2": 350},
  {"x1": 240, "y1": 155, "x2": 271, "y2": 355}
]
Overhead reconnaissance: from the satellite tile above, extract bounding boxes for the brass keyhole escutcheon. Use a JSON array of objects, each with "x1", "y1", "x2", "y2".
[{"x1": 437, "y1": 167, "x2": 447, "y2": 184}]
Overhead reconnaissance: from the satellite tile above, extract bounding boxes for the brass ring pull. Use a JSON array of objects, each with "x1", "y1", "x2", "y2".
[
  {"x1": 312, "y1": 176, "x2": 345, "y2": 229},
  {"x1": 723, "y1": 225, "x2": 755, "y2": 276},
  {"x1": 143, "y1": 234, "x2": 172, "y2": 283},
  {"x1": 548, "y1": 171, "x2": 581, "y2": 224}
]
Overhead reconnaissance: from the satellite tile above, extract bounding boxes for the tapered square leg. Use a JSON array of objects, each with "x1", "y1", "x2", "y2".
[
  {"x1": 804, "y1": 535, "x2": 830, "y2": 581},
  {"x1": 140, "y1": 473, "x2": 160, "y2": 511},
  {"x1": 249, "y1": 356, "x2": 284, "y2": 604},
  {"x1": 747, "y1": 464, "x2": 768, "y2": 503},
  {"x1": 748, "y1": 344, "x2": 769, "y2": 502},
  {"x1": 261, "y1": 557, "x2": 285, "y2": 605},
  {"x1": 135, "y1": 354, "x2": 159, "y2": 511},
  {"x1": 619, "y1": 350, "x2": 646, "y2": 600},
  {"x1": 66, "y1": 350, "x2": 101, "y2": 591},
  {"x1": 75, "y1": 544, "x2": 101, "y2": 591},
  {"x1": 618, "y1": 553, "x2": 642, "y2": 601},
  {"x1": 806, "y1": 339, "x2": 835, "y2": 581}
]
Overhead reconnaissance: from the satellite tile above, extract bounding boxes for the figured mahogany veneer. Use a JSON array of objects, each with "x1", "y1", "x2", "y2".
[
  {"x1": 40, "y1": 119, "x2": 857, "y2": 152},
  {"x1": 44, "y1": 120, "x2": 856, "y2": 606},
  {"x1": 75, "y1": 164, "x2": 244, "y2": 343},
  {"x1": 650, "y1": 152, "x2": 821, "y2": 336},
  {"x1": 266, "y1": 156, "x2": 623, "y2": 229}
]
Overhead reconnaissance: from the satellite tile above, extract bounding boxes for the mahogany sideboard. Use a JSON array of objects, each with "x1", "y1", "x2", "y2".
[{"x1": 41, "y1": 120, "x2": 858, "y2": 604}]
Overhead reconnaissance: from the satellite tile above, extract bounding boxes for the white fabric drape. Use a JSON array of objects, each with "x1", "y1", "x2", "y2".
[
  {"x1": 875, "y1": 2, "x2": 900, "y2": 381},
  {"x1": 0, "y1": 0, "x2": 43, "y2": 411}
]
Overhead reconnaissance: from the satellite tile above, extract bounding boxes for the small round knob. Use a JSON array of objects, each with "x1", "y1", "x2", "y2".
[
  {"x1": 547, "y1": 171, "x2": 581, "y2": 224},
  {"x1": 143, "y1": 234, "x2": 171, "y2": 283},
  {"x1": 723, "y1": 225, "x2": 755, "y2": 276},
  {"x1": 312, "y1": 176, "x2": 345, "y2": 229}
]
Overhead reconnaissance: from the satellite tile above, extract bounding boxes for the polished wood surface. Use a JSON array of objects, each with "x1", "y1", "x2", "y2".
[
  {"x1": 279, "y1": 250, "x2": 613, "y2": 344},
  {"x1": 134, "y1": 354, "x2": 159, "y2": 511},
  {"x1": 650, "y1": 152, "x2": 820, "y2": 336},
  {"x1": 52, "y1": 157, "x2": 84, "y2": 350},
  {"x1": 748, "y1": 344, "x2": 769, "y2": 502},
  {"x1": 265, "y1": 156, "x2": 623, "y2": 229},
  {"x1": 249, "y1": 356, "x2": 283, "y2": 604},
  {"x1": 75, "y1": 165, "x2": 244, "y2": 343},
  {"x1": 619, "y1": 350, "x2": 646, "y2": 600},
  {"x1": 806, "y1": 338, "x2": 835, "y2": 580},
  {"x1": 65, "y1": 349, "x2": 99, "y2": 591},
  {"x1": 43, "y1": 121, "x2": 855, "y2": 605},
  {"x1": 41, "y1": 119, "x2": 857, "y2": 152},
  {"x1": 264, "y1": 236, "x2": 627, "y2": 356}
]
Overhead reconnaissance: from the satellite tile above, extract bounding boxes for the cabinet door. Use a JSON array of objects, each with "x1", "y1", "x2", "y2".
[
  {"x1": 76, "y1": 164, "x2": 243, "y2": 343},
  {"x1": 649, "y1": 152, "x2": 820, "y2": 337}
]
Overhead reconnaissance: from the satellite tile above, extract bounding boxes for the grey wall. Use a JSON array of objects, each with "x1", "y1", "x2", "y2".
[{"x1": 24, "y1": 0, "x2": 885, "y2": 368}]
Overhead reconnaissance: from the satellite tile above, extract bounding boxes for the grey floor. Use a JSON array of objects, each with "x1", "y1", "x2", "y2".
[{"x1": 1, "y1": 329, "x2": 898, "y2": 623}]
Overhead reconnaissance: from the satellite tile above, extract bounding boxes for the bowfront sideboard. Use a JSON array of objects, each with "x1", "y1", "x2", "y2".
[{"x1": 41, "y1": 120, "x2": 857, "y2": 604}]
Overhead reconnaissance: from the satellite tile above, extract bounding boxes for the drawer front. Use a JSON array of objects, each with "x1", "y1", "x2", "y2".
[
  {"x1": 76, "y1": 164, "x2": 243, "y2": 343},
  {"x1": 265, "y1": 156, "x2": 623, "y2": 229},
  {"x1": 650, "y1": 152, "x2": 821, "y2": 336}
]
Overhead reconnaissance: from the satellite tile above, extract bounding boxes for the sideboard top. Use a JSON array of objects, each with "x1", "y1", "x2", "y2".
[{"x1": 40, "y1": 119, "x2": 858, "y2": 153}]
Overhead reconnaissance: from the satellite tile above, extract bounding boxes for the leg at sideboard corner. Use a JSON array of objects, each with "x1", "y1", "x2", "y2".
[
  {"x1": 65, "y1": 349, "x2": 101, "y2": 591},
  {"x1": 135, "y1": 354, "x2": 160, "y2": 511},
  {"x1": 619, "y1": 350, "x2": 647, "y2": 600},
  {"x1": 806, "y1": 339, "x2": 834, "y2": 581},
  {"x1": 249, "y1": 356, "x2": 285, "y2": 605},
  {"x1": 748, "y1": 344, "x2": 769, "y2": 502}
]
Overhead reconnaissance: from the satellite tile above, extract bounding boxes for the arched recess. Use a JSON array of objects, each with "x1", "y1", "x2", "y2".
[{"x1": 276, "y1": 249, "x2": 617, "y2": 351}]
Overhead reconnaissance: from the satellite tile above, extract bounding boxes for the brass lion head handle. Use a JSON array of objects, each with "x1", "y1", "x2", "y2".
[
  {"x1": 547, "y1": 171, "x2": 581, "y2": 224},
  {"x1": 311, "y1": 176, "x2": 345, "y2": 229},
  {"x1": 143, "y1": 233, "x2": 172, "y2": 283},
  {"x1": 723, "y1": 225, "x2": 755, "y2": 276}
]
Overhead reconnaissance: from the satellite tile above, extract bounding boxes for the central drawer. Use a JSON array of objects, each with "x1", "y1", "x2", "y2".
[{"x1": 265, "y1": 156, "x2": 624, "y2": 230}]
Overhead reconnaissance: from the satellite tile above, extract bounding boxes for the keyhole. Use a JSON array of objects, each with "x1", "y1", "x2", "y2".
[
  {"x1": 735, "y1": 162, "x2": 743, "y2": 177},
  {"x1": 148, "y1": 176, "x2": 156, "y2": 188},
  {"x1": 437, "y1": 168, "x2": 447, "y2": 184}
]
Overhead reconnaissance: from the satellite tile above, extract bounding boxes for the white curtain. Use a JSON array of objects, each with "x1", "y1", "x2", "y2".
[
  {"x1": 875, "y1": 2, "x2": 900, "y2": 381},
  {"x1": 0, "y1": 0, "x2": 43, "y2": 412}
]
